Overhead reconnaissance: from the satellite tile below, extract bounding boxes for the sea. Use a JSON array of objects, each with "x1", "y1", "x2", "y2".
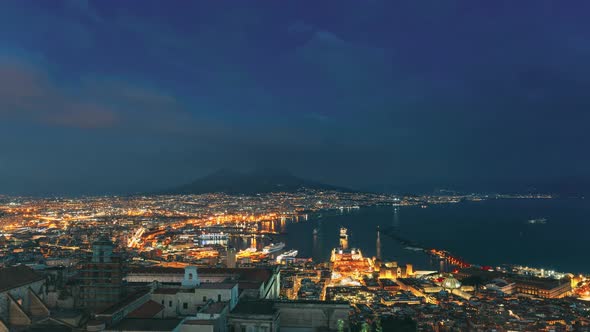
[{"x1": 280, "y1": 198, "x2": 590, "y2": 274}]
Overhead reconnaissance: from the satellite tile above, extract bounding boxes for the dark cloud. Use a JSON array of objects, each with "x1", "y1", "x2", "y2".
[
  {"x1": 0, "y1": 52, "x2": 198, "y2": 132},
  {"x1": 0, "y1": 1, "x2": 589, "y2": 195}
]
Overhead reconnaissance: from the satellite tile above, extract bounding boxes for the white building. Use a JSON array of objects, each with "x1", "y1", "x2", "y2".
[
  {"x1": 127, "y1": 266, "x2": 280, "y2": 301},
  {"x1": 151, "y1": 266, "x2": 239, "y2": 318}
]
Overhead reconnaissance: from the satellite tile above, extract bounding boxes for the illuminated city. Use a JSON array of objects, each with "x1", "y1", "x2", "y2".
[
  {"x1": 2, "y1": 1, "x2": 590, "y2": 331},
  {"x1": 1, "y1": 190, "x2": 589, "y2": 331}
]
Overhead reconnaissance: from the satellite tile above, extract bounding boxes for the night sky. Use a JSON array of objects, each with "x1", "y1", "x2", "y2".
[{"x1": 1, "y1": 1, "x2": 589, "y2": 195}]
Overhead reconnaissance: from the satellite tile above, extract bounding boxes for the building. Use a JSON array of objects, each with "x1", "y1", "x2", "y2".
[
  {"x1": 151, "y1": 283, "x2": 238, "y2": 318},
  {"x1": 275, "y1": 301, "x2": 350, "y2": 332},
  {"x1": 127, "y1": 266, "x2": 280, "y2": 300},
  {"x1": 514, "y1": 278, "x2": 572, "y2": 299},
  {"x1": 226, "y1": 249, "x2": 237, "y2": 269},
  {"x1": 227, "y1": 301, "x2": 279, "y2": 332},
  {"x1": 227, "y1": 300, "x2": 351, "y2": 332},
  {"x1": 376, "y1": 261, "x2": 413, "y2": 279},
  {"x1": 0, "y1": 265, "x2": 47, "y2": 326},
  {"x1": 80, "y1": 236, "x2": 125, "y2": 311},
  {"x1": 181, "y1": 301, "x2": 230, "y2": 332},
  {"x1": 94, "y1": 289, "x2": 153, "y2": 326},
  {"x1": 0, "y1": 266, "x2": 80, "y2": 331},
  {"x1": 151, "y1": 266, "x2": 238, "y2": 316},
  {"x1": 104, "y1": 318, "x2": 183, "y2": 332},
  {"x1": 339, "y1": 227, "x2": 349, "y2": 250},
  {"x1": 484, "y1": 278, "x2": 516, "y2": 295}
]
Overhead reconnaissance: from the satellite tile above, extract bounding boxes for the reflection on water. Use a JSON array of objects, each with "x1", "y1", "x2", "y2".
[
  {"x1": 376, "y1": 226, "x2": 381, "y2": 260},
  {"x1": 286, "y1": 199, "x2": 590, "y2": 274},
  {"x1": 201, "y1": 199, "x2": 588, "y2": 273},
  {"x1": 312, "y1": 220, "x2": 323, "y2": 263},
  {"x1": 393, "y1": 207, "x2": 400, "y2": 229}
]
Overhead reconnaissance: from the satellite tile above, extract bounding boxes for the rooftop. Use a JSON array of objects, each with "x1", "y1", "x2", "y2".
[
  {"x1": 0, "y1": 265, "x2": 45, "y2": 292},
  {"x1": 126, "y1": 300, "x2": 164, "y2": 319},
  {"x1": 199, "y1": 282, "x2": 237, "y2": 289},
  {"x1": 153, "y1": 288, "x2": 180, "y2": 295},
  {"x1": 129, "y1": 266, "x2": 274, "y2": 283},
  {"x1": 230, "y1": 301, "x2": 277, "y2": 316},
  {"x1": 203, "y1": 302, "x2": 228, "y2": 314},
  {"x1": 107, "y1": 318, "x2": 182, "y2": 332},
  {"x1": 183, "y1": 319, "x2": 215, "y2": 325},
  {"x1": 98, "y1": 289, "x2": 150, "y2": 315}
]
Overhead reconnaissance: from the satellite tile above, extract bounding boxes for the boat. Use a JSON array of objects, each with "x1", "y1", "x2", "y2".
[
  {"x1": 527, "y1": 218, "x2": 547, "y2": 225},
  {"x1": 196, "y1": 232, "x2": 228, "y2": 241},
  {"x1": 262, "y1": 242, "x2": 285, "y2": 254},
  {"x1": 195, "y1": 232, "x2": 228, "y2": 245},
  {"x1": 237, "y1": 247, "x2": 257, "y2": 256},
  {"x1": 404, "y1": 246, "x2": 424, "y2": 252},
  {"x1": 276, "y1": 249, "x2": 298, "y2": 263}
]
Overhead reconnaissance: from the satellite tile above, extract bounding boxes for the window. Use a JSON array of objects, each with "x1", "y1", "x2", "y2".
[
  {"x1": 218, "y1": 294, "x2": 222, "y2": 302},
  {"x1": 169, "y1": 301, "x2": 172, "y2": 307},
  {"x1": 188, "y1": 273, "x2": 193, "y2": 280},
  {"x1": 183, "y1": 302, "x2": 188, "y2": 309},
  {"x1": 203, "y1": 296, "x2": 207, "y2": 302},
  {"x1": 161, "y1": 300, "x2": 164, "y2": 305}
]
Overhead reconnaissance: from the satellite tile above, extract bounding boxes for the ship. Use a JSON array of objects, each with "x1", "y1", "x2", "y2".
[
  {"x1": 276, "y1": 249, "x2": 298, "y2": 263},
  {"x1": 194, "y1": 232, "x2": 228, "y2": 245},
  {"x1": 404, "y1": 246, "x2": 424, "y2": 252},
  {"x1": 237, "y1": 247, "x2": 257, "y2": 256},
  {"x1": 527, "y1": 218, "x2": 547, "y2": 225},
  {"x1": 196, "y1": 232, "x2": 228, "y2": 241},
  {"x1": 262, "y1": 242, "x2": 285, "y2": 254}
]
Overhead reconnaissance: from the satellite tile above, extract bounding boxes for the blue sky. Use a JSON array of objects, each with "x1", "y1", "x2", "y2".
[{"x1": 1, "y1": 0, "x2": 589, "y2": 195}]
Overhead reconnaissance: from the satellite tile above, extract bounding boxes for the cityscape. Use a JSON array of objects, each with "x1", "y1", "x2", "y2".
[
  {"x1": 0, "y1": 190, "x2": 589, "y2": 331},
  {"x1": 2, "y1": 1, "x2": 590, "y2": 331}
]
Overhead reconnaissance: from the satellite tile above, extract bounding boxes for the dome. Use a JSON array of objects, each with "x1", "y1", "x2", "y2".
[{"x1": 442, "y1": 276, "x2": 462, "y2": 290}]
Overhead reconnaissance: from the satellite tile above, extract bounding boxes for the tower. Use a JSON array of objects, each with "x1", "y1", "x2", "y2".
[
  {"x1": 226, "y1": 248, "x2": 237, "y2": 268},
  {"x1": 405, "y1": 264, "x2": 413, "y2": 277},
  {"x1": 80, "y1": 235, "x2": 124, "y2": 311},
  {"x1": 339, "y1": 227, "x2": 349, "y2": 250},
  {"x1": 181, "y1": 266, "x2": 200, "y2": 288}
]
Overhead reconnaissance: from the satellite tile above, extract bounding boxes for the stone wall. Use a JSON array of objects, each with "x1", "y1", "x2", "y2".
[{"x1": 275, "y1": 302, "x2": 350, "y2": 331}]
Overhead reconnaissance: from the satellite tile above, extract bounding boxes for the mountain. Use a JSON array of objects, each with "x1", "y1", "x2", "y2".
[{"x1": 162, "y1": 169, "x2": 352, "y2": 195}]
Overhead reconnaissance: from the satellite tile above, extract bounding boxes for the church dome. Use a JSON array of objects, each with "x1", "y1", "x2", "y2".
[{"x1": 442, "y1": 276, "x2": 462, "y2": 290}]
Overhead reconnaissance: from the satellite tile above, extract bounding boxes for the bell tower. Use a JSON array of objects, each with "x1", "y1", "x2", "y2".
[
  {"x1": 339, "y1": 227, "x2": 349, "y2": 250},
  {"x1": 182, "y1": 266, "x2": 200, "y2": 288}
]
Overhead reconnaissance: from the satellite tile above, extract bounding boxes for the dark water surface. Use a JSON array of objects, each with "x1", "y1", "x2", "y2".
[{"x1": 283, "y1": 198, "x2": 590, "y2": 274}]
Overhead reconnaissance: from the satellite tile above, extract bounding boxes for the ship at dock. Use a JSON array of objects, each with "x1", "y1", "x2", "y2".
[
  {"x1": 195, "y1": 232, "x2": 228, "y2": 241},
  {"x1": 194, "y1": 232, "x2": 228, "y2": 245},
  {"x1": 276, "y1": 249, "x2": 298, "y2": 263},
  {"x1": 262, "y1": 242, "x2": 285, "y2": 254}
]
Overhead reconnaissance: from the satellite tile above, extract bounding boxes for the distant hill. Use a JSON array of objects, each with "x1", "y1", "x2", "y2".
[{"x1": 161, "y1": 169, "x2": 352, "y2": 195}]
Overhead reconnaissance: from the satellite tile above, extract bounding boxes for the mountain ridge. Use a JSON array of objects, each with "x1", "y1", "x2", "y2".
[{"x1": 161, "y1": 169, "x2": 353, "y2": 195}]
